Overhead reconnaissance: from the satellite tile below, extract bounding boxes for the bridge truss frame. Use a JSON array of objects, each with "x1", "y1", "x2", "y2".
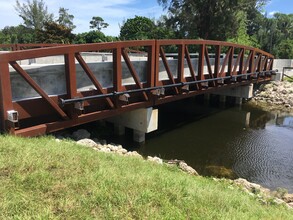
[{"x1": 0, "y1": 40, "x2": 274, "y2": 136}]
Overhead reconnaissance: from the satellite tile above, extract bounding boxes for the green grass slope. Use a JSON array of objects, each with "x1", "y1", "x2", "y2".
[{"x1": 0, "y1": 135, "x2": 292, "y2": 219}]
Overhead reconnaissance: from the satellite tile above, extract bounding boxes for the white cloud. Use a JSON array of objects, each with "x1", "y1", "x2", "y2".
[
  {"x1": 268, "y1": 11, "x2": 279, "y2": 17},
  {"x1": 0, "y1": 0, "x2": 165, "y2": 36}
]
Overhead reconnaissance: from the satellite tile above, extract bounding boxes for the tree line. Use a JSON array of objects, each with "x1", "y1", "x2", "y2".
[{"x1": 0, "y1": 0, "x2": 292, "y2": 58}]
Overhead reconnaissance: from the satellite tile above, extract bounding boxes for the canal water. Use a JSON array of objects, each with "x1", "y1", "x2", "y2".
[{"x1": 132, "y1": 97, "x2": 293, "y2": 193}]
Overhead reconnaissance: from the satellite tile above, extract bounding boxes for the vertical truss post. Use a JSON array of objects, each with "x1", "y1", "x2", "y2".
[
  {"x1": 113, "y1": 45, "x2": 122, "y2": 106},
  {"x1": 147, "y1": 43, "x2": 156, "y2": 88},
  {"x1": 243, "y1": 51, "x2": 252, "y2": 74},
  {"x1": 228, "y1": 46, "x2": 234, "y2": 76},
  {"x1": 257, "y1": 55, "x2": 263, "y2": 72},
  {"x1": 0, "y1": 62, "x2": 15, "y2": 134},
  {"x1": 249, "y1": 50, "x2": 256, "y2": 74},
  {"x1": 253, "y1": 54, "x2": 261, "y2": 76},
  {"x1": 198, "y1": 44, "x2": 205, "y2": 81},
  {"x1": 239, "y1": 49, "x2": 244, "y2": 76},
  {"x1": 214, "y1": 45, "x2": 221, "y2": 78},
  {"x1": 65, "y1": 52, "x2": 78, "y2": 119},
  {"x1": 269, "y1": 58, "x2": 274, "y2": 71},
  {"x1": 263, "y1": 56, "x2": 268, "y2": 72},
  {"x1": 113, "y1": 46, "x2": 122, "y2": 92},
  {"x1": 154, "y1": 40, "x2": 160, "y2": 87},
  {"x1": 178, "y1": 44, "x2": 185, "y2": 83}
]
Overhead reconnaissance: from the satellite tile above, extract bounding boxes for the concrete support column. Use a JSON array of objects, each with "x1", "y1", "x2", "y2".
[
  {"x1": 107, "y1": 107, "x2": 158, "y2": 143},
  {"x1": 219, "y1": 95, "x2": 226, "y2": 103},
  {"x1": 204, "y1": 93, "x2": 210, "y2": 105},
  {"x1": 114, "y1": 124, "x2": 125, "y2": 136},
  {"x1": 235, "y1": 97, "x2": 243, "y2": 105},
  {"x1": 219, "y1": 95, "x2": 226, "y2": 108},
  {"x1": 133, "y1": 130, "x2": 145, "y2": 143},
  {"x1": 204, "y1": 93, "x2": 210, "y2": 101}
]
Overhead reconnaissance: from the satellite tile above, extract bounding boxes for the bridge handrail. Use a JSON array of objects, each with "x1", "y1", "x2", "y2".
[
  {"x1": 0, "y1": 43, "x2": 65, "y2": 51},
  {"x1": 0, "y1": 40, "x2": 274, "y2": 61},
  {"x1": 156, "y1": 39, "x2": 274, "y2": 57}
]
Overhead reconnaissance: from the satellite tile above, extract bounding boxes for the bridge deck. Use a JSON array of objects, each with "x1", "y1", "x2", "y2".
[{"x1": 0, "y1": 40, "x2": 274, "y2": 136}]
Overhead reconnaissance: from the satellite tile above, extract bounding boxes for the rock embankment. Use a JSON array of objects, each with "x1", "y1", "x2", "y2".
[
  {"x1": 252, "y1": 81, "x2": 293, "y2": 111},
  {"x1": 55, "y1": 128, "x2": 293, "y2": 209},
  {"x1": 233, "y1": 178, "x2": 293, "y2": 209},
  {"x1": 56, "y1": 129, "x2": 199, "y2": 176}
]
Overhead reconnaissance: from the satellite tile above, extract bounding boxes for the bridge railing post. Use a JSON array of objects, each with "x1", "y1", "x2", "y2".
[
  {"x1": 214, "y1": 45, "x2": 221, "y2": 79},
  {"x1": 249, "y1": 50, "x2": 256, "y2": 76},
  {"x1": 198, "y1": 44, "x2": 205, "y2": 81},
  {"x1": 64, "y1": 51, "x2": 78, "y2": 119},
  {"x1": 113, "y1": 45, "x2": 122, "y2": 107},
  {"x1": 228, "y1": 46, "x2": 234, "y2": 77},
  {"x1": 0, "y1": 62, "x2": 15, "y2": 134},
  {"x1": 147, "y1": 42, "x2": 156, "y2": 88},
  {"x1": 178, "y1": 44, "x2": 185, "y2": 84},
  {"x1": 238, "y1": 48, "x2": 244, "y2": 77}
]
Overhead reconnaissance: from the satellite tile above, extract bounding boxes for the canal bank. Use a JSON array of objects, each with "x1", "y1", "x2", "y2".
[
  {"x1": 55, "y1": 85, "x2": 293, "y2": 195},
  {"x1": 53, "y1": 80, "x2": 293, "y2": 195},
  {"x1": 1, "y1": 135, "x2": 293, "y2": 218},
  {"x1": 251, "y1": 80, "x2": 293, "y2": 112},
  {"x1": 53, "y1": 118, "x2": 293, "y2": 209}
]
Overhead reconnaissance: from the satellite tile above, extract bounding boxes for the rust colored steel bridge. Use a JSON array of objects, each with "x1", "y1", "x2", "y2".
[{"x1": 0, "y1": 40, "x2": 275, "y2": 136}]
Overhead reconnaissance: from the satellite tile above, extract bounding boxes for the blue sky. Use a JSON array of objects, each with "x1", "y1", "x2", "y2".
[
  {"x1": 265, "y1": 0, "x2": 293, "y2": 15},
  {"x1": 0, "y1": 0, "x2": 292, "y2": 37}
]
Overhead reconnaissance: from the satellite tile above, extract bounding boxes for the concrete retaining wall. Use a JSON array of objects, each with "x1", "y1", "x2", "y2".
[{"x1": 273, "y1": 59, "x2": 293, "y2": 77}]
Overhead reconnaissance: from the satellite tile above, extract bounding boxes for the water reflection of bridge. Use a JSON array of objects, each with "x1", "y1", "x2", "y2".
[{"x1": 276, "y1": 115, "x2": 293, "y2": 128}]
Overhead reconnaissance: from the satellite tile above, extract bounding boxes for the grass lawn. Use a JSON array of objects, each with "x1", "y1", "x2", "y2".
[{"x1": 0, "y1": 135, "x2": 292, "y2": 219}]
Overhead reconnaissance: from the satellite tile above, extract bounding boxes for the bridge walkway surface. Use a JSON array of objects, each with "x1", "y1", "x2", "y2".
[{"x1": 0, "y1": 40, "x2": 275, "y2": 137}]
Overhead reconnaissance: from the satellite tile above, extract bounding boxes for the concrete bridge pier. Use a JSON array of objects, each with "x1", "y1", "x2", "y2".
[
  {"x1": 219, "y1": 95, "x2": 226, "y2": 103},
  {"x1": 235, "y1": 97, "x2": 243, "y2": 105},
  {"x1": 212, "y1": 83, "x2": 254, "y2": 106},
  {"x1": 204, "y1": 93, "x2": 210, "y2": 101},
  {"x1": 107, "y1": 108, "x2": 158, "y2": 143},
  {"x1": 114, "y1": 124, "x2": 125, "y2": 136},
  {"x1": 218, "y1": 95, "x2": 227, "y2": 108},
  {"x1": 133, "y1": 130, "x2": 146, "y2": 143}
]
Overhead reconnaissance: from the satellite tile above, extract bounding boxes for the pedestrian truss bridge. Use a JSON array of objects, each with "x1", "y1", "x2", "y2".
[{"x1": 0, "y1": 40, "x2": 275, "y2": 137}]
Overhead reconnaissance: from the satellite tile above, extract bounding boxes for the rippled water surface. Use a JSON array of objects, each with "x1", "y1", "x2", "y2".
[{"x1": 137, "y1": 98, "x2": 293, "y2": 192}]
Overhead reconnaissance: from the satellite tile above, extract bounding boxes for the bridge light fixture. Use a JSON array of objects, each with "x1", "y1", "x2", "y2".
[
  {"x1": 119, "y1": 93, "x2": 130, "y2": 104},
  {"x1": 74, "y1": 101, "x2": 84, "y2": 111},
  {"x1": 231, "y1": 76, "x2": 237, "y2": 82},
  {"x1": 7, "y1": 110, "x2": 19, "y2": 123},
  {"x1": 181, "y1": 85, "x2": 189, "y2": 93},
  {"x1": 151, "y1": 88, "x2": 165, "y2": 97}
]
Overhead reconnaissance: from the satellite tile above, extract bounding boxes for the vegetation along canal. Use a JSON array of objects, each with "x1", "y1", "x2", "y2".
[{"x1": 111, "y1": 96, "x2": 293, "y2": 193}]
